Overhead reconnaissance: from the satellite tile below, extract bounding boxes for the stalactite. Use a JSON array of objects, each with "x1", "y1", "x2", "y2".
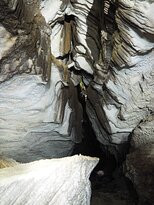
[
  {"x1": 63, "y1": 21, "x2": 72, "y2": 55},
  {"x1": 51, "y1": 53, "x2": 69, "y2": 83}
]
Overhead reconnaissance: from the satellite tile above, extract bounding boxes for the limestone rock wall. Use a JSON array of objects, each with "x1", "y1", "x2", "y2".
[
  {"x1": 86, "y1": 0, "x2": 154, "y2": 146},
  {"x1": 0, "y1": 0, "x2": 83, "y2": 162},
  {"x1": 40, "y1": 0, "x2": 101, "y2": 82},
  {"x1": 124, "y1": 115, "x2": 154, "y2": 204},
  {"x1": 0, "y1": 0, "x2": 51, "y2": 82},
  {"x1": 0, "y1": 0, "x2": 153, "y2": 164}
]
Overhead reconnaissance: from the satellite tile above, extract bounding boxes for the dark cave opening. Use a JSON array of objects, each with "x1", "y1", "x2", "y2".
[
  {"x1": 72, "y1": 84, "x2": 116, "y2": 174},
  {"x1": 72, "y1": 84, "x2": 138, "y2": 205},
  {"x1": 64, "y1": 14, "x2": 75, "y2": 23}
]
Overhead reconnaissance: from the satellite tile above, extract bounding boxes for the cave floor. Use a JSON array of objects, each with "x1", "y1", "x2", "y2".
[{"x1": 90, "y1": 174, "x2": 138, "y2": 205}]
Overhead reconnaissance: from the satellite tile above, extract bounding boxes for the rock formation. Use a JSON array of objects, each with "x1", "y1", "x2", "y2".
[
  {"x1": 87, "y1": 0, "x2": 154, "y2": 147},
  {"x1": 124, "y1": 115, "x2": 154, "y2": 205},
  {"x1": 0, "y1": 0, "x2": 154, "y2": 203},
  {"x1": 0, "y1": 155, "x2": 99, "y2": 205},
  {"x1": 0, "y1": 156, "x2": 19, "y2": 168},
  {"x1": 0, "y1": 0, "x2": 83, "y2": 162}
]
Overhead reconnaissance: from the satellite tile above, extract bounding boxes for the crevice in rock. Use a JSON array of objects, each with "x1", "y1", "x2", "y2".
[
  {"x1": 64, "y1": 14, "x2": 75, "y2": 23},
  {"x1": 69, "y1": 1, "x2": 139, "y2": 203},
  {"x1": 72, "y1": 84, "x2": 138, "y2": 204},
  {"x1": 0, "y1": 0, "x2": 153, "y2": 204},
  {"x1": 69, "y1": 66, "x2": 94, "y2": 80}
]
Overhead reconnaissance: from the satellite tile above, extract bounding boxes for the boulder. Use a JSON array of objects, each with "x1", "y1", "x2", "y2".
[
  {"x1": 125, "y1": 115, "x2": 154, "y2": 204},
  {"x1": 0, "y1": 155, "x2": 99, "y2": 205}
]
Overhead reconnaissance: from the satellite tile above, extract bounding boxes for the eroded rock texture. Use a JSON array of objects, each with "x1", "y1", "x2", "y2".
[
  {"x1": 124, "y1": 115, "x2": 154, "y2": 204},
  {"x1": 0, "y1": 0, "x2": 83, "y2": 162},
  {"x1": 0, "y1": 0, "x2": 51, "y2": 82},
  {"x1": 125, "y1": 144, "x2": 154, "y2": 205},
  {"x1": 87, "y1": 0, "x2": 154, "y2": 147},
  {"x1": 0, "y1": 1, "x2": 153, "y2": 203},
  {"x1": 40, "y1": 0, "x2": 102, "y2": 81},
  {"x1": 0, "y1": 0, "x2": 153, "y2": 167},
  {"x1": 0, "y1": 155, "x2": 99, "y2": 205}
]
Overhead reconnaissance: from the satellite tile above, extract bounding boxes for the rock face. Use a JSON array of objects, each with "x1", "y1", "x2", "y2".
[
  {"x1": 0, "y1": 0, "x2": 83, "y2": 162},
  {"x1": 125, "y1": 144, "x2": 154, "y2": 205},
  {"x1": 0, "y1": 0, "x2": 51, "y2": 82},
  {"x1": 87, "y1": 0, "x2": 154, "y2": 146},
  {"x1": 130, "y1": 115, "x2": 154, "y2": 150},
  {"x1": 0, "y1": 0, "x2": 153, "y2": 203},
  {"x1": 40, "y1": 0, "x2": 102, "y2": 80},
  {"x1": 0, "y1": 155, "x2": 99, "y2": 205},
  {"x1": 0, "y1": 0, "x2": 153, "y2": 173},
  {"x1": 124, "y1": 115, "x2": 154, "y2": 205}
]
